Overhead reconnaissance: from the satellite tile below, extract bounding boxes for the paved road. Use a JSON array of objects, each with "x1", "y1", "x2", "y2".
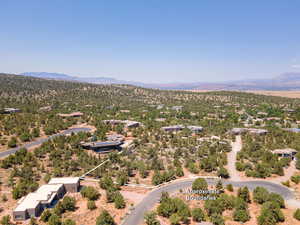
[
  {"x1": 0, "y1": 127, "x2": 92, "y2": 158},
  {"x1": 122, "y1": 178, "x2": 295, "y2": 225}
]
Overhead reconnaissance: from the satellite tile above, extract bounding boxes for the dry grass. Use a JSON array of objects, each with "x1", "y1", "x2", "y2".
[{"x1": 247, "y1": 91, "x2": 300, "y2": 99}]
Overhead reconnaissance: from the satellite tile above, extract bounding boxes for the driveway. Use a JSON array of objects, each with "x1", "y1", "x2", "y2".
[{"x1": 228, "y1": 135, "x2": 242, "y2": 181}]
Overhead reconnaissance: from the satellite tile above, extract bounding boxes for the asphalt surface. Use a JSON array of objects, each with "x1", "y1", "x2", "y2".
[
  {"x1": 0, "y1": 127, "x2": 92, "y2": 158},
  {"x1": 122, "y1": 178, "x2": 295, "y2": 225}
]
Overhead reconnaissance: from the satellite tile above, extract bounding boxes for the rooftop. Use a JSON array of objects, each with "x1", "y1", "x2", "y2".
[
  {"x1": 14, "y1": 193, "x2": 40, "y2": 211},
  {"x1": 273, "y1": 148, "x2": 298, "y2": 154},
  {"x1": 58, "y1": 112, "x2": 83, "y2": 117},
  {"x1": 49, "y1": 177, "x2": 80, "y2": 185},
  {"x1": 81, "y1": 141, "x2": 122, "y2": 148}
]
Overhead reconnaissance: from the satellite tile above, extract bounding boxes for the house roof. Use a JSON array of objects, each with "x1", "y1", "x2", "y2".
[
  {"x1": 81, "y1": 141, "x2": 122, "y2": 148},
  {"x1": 49, "y1": 177, "x2": 80, "y2": 185},
  {"x1": 14, "y1": 183, "x2": 64, "y2": 212},
  {"x1": 36, "y1": 184, "x2": 63, "y2": 195},
  {"x1": 273, "y1": 148, "x2": 297, "y2": 154},
  {"x1": 14, "y1": 193, "x2": 41, "y2": 211},
  {"x1": 58, "y1": 112, "x2": 83, "y2": 117},
  {"x1": 187, "y1": 125, "x2": 203, "y2": 131}
]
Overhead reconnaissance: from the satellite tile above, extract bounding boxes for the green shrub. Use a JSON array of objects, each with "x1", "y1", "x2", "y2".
[
  {"x1": 48, "y1": 214, "x2": 62, "y2": 225},
  {"x1": 233, "y1": 209, "x2": 250, "y2": 222},
  {"x1": 191, "y1": 208, "x2": 205, "y2": 222},
  {"x1": 169, "y1": 214, "x2": 181, "y2": 225},
  {"x1": 192, "y1": 178, "x2": 208, "y2": 191},
  {"x1": 41, "y1": 209, "x2": 52, "y2": 222},
  {"x1": 114, "y1": 192, "x2": 126, "y2": 209},
  {"x1": 96, "y1": 210, "x2": 115, "y2": 225},
  {"x1": 80, "y1": 186, "x2": 100, "y2": 200},
  {"x1": 291, "y1": 175, "x2": 300, "y2": 184},
  {"x1": 7, "y1": 137, "x2": 17, "y2": 148},
  {"x1": 293, "y1": 209, "x2": 300, "y2": 221},
  {"x1": 0, "y1": 215, "x2": 13, "y2": 225},
  {"x1": 237, "y1": 187, "x2": 251, "y2": 203},
  {"x1": 87, "y1": 200, "x2": 97, "y2": 210},
  {"x1": 144, "y1": 211, "x2": 161, "y2": 225},
  {"x1": 62, "y1": 219, "x2": 76, "y2": 225},
  {"x1": 210, "y1": 213, "x2": 224, "y2": 225},
  {"x1": 253, "y1": 187, "x2": 269, "y2": 204},
  {"x1": 226, "y1": 184, "x2": 233, "y2": 192}
]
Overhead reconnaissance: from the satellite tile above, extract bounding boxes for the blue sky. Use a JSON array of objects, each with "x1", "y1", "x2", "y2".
[{"x1": 1, "y1": 0, "x2": 300, "y2": 83}]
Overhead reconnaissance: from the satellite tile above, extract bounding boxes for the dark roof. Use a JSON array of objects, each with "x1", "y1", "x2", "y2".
[{"x1": 81, "y1": 141, "x2": 122, "y2": 148}]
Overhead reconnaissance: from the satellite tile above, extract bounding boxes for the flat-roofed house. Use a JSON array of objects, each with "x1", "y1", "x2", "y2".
[
  {"x1": 248, "y1": 128, "x2": 268, "y2": 135},
  {"x1": 273, "y1": 148, "x2": 298, "y2": 160},
  {"x1": 229, "y1": 128, "x2": 247, "y2": 135},
  {"x1": 2, "y1": 108, "x2": 21, "y2": 114},
  {"x1": 187, "y1": 125, "x2": 203, "y2": 133},
  {"x1": 124, "y1": 120, "x2": 142, "y2": 128},
  {"x1": 161, "y1": 125, "x2": 185, "y2": 132},
  {"x1": 13, "y1": 178, "x2": 79, "y2": 221},
  {"x1": 13, "y1": 193, "x2": 43, "y2": 220},
  {"x1": 284, "y1": 128, "x2": 300, "y2": 133},
  {"x1": 103, "y1": 119, "x2": 123, "y2": 125},
  {"x1": 35, "y1": 184, "x2": 65, "y2": 208},
  {"x1": 81, "y1": 140, "x2": 123, "y2": 152},
  {"x1": 107, "y1": 134, "x2": 124, "y2": 142},
  {"x1": 103, "y1": 120, "x2": 142, "y2": 128},
  {"x1": 230, "y1": 128, "x2": 268, "y2": 135},
  {"x1": 48, "y1": 177, "x2": 80, "y2": 192},
  {"x1": 57, "y1": 112, "x2": 83, "y2": 118}
]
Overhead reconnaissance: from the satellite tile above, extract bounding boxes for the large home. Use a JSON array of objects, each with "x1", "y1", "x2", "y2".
[
  {"x1": 1, "y1": 108, "x2": 21, "y2": 114},
  {"x1": 161, "y1": 125, "x2": 185, "y2": 132},
  {"x1": 48, "y1": 177, "x2": 80, "y2": 192},
  {"x1": 230, "y1": 128, "x2": 268, "y2": 135},
  {"x1": 273, "y1": 148, "x2": 298, "y2": 160},
  {"x1": 123, "y1": 120, "x2": 142, "y2": 128},
  {"x1": 107, "y1": 134, "x2": 125, "y2": 142},
  {"x1": 13, "y1": 177, "x2": 79, "y2": 221},
  {"x1": 103, "y1": 119, "x2": 142, "y2": 128},
  {"x1": 81, "y1": 141, "x2": 123, "y2": 152},
  {"x1": 187, "y1": 125, "x2": 203, "y2": 133},
  {"x1": 161, "y1": 125, "x2": 204, "y2": 133},
  {"x1": 57, "y1": 112, "x2": 83, "y2": 118},
  {"x1": 171, "y1": 105, "x2": 183, "y2": 111},
  {"x1": 13, "y1": 193, "x2": 43, "y2": 220},
  {"x1": 284, "y1": 128, "x2": 300, "y2": 133}
]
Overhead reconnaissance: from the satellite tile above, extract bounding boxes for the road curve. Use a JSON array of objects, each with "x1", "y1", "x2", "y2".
[
  {"x1": 0, "y1": 127, "x2": 92, "y2": 158},
  {"x1": 122, "y1": 178, "x2": 295, "y2": 225}
]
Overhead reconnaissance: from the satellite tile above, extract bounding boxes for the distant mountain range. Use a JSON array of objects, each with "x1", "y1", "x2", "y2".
[{"x1": 20, "y1": 72, "x2": 300, "y2": 91}]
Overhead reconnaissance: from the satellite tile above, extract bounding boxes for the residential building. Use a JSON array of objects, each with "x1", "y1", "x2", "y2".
[
  {"x1": 57, "y1": 112, "x2": 83, "y2": 118},
  {"x1": 81, "y1": 141, "x2": 123, "y2": 152},
  {"x1": 2, "y1": 108, "x2": 21, "y2": 114},
  {"x1": 13, "y1": 178, "x2": 79, "y2": 221},
  {"x1": 273, "y1": 148, "x2": 297, "y2": 160},
  {"x1": 48, "y1": 177, "x2": 80, "y2": 192},
  {"x1": 161, "y1": 125, "x2": 185, "y2": 132}
]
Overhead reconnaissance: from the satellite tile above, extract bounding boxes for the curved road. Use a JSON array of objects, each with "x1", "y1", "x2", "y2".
[
  {"x1": 0, "y1": 127, "x2": 92, "y2": 158},
  {"x1": 122, "y1": 178, "x2": 296, "y2": 225}
]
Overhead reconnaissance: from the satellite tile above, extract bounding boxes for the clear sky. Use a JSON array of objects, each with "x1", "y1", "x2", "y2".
[{"x1": 1, "y1": 0, "x2": 300, "y2": 83}]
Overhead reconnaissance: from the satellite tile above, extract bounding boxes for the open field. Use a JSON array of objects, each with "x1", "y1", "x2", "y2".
[
  {"x1": 189, "y1": 89, "x2": 300, "y2": 99},
  {"x1": 247, "y1": 91, "x2": 300, "y2": 99}
]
